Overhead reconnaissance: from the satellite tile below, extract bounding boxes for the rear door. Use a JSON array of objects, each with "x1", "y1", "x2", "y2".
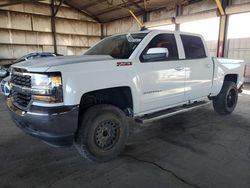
[{"x1": 180, "y1": 34, "x2": 213, "y2": 100}]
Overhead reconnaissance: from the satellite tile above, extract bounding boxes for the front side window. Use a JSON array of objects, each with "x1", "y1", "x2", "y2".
[
  {"x1": 181, "y1": 35, "x2": 207, "y2": 59},
  {"x1": 85, "y1": 33, "x2": 148, "y2": 59},
  {"x1": 140, "y1": 34, "x2": 179, "y2": 62}
]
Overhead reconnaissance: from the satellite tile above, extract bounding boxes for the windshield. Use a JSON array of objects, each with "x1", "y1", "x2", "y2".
[
  {"x1": 14, "y1": 54, "x2": 32, "y2": 63},
  {"x1": 26, "y1": 53, "x2": 56, "y2": 60},
  {"x1": 85, "y1": 33, "x2": 148, "y2": 59}
]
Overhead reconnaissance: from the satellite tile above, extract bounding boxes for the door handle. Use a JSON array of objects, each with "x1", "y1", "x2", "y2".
[
  {"x1": 206, "y1": 64, "x2": 211, "y2": 68},
  {"x1": 175, "y1": 67, "x2": 184, "y2": 71}
]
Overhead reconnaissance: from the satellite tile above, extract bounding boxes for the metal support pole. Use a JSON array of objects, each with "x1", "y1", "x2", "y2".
[
  {"x1": 223, "y1": 14, "x2": 230, "y2": 57},
  {"x1": 175, "y1": 5, "x2": 182, "y2": 31},
  {"x1": 223, "y1": 0, "x2": 232, "y2": 57},
  {"x1": 101, "y1": 24, "x2": 104, "y2": 39},
  {"x1": 216, "y1": 0, "x2": 229, "y2": 57},
  {"x1": 143, "y1": 11, "x2": 149, "y2": 23},
  {"x1": 51, "y1": 0, "x2": 63, "y2": 54},
  {"x1": 129, "y1": 10, "x2": 144, "y2": 28},
  {"x1": 215, "y1": 0, "x2": 225, "y2": 16},
  {"x1": 217, "y1": 15, "x2": 227, "y2": 57},
  {"x1": 51, "y1": 0, "x2": 57, "y2": 54}
]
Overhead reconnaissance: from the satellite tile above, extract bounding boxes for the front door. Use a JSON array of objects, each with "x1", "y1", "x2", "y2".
[{"x1": 137, "y1": 33, "x2": 186, "y2": 113}]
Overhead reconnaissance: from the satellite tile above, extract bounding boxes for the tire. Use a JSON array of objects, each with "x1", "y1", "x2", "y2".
[
  {"x1": 213, "y1": 81, "x2": 238, "y2": 115},
  {"x1": 75, "y1": 104, "x2": 129, "y2": 162}
]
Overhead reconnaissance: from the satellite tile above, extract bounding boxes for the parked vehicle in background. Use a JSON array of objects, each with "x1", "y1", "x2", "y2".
[
  {"x1": 0, "y1": 76, "x2": 11, "y2": 97},
  {"x1": 12, "y1": 52, "x2": 62, "y2": 64},
  {"x1": 0, "y1": 66, "x2": 9, "y2": 78},
  {"x1": 0, "y1": 52, "x2": 63, "y2": 96},
  {"x1": 7, "y1": 30, "x2": 246, "y2": 162},
  {"x1": 0, "y1": 66, "x2": 10, "y2": 97},
  {"x1": 0, "y1": 52, "x2": 62, "y2": 78}
]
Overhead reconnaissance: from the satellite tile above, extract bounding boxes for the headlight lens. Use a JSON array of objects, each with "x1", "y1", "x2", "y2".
[
  {"x1": 31, "y1": 74, "x2": 62, "y2": 90},
  {"x1": 31, "y1": 72, "x2": 63, "y2": 103},
  {"x1": 31, "y1": 74, "x2": 50, "y2": 89}
]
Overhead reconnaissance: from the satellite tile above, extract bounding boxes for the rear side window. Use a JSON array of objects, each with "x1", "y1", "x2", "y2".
[{"x1": 181, "y1": 35, "x2": 206, "y2": 59}]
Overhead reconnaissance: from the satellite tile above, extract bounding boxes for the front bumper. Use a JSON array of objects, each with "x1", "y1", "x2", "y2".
[{"x1": 7, "y1": 98, "x2": 79, "y2": 147}]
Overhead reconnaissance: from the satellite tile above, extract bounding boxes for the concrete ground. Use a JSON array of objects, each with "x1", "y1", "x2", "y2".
[{"x1": 0, "y1": 86, "x2": 250, "y2": 188}]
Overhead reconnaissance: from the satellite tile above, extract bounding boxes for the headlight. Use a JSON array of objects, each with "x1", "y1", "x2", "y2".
[
  {"x1": 31, "y1": 74, "x2": 62, "y2": 89},
  {"x1": 31, "y1": 72, "x2": 63, "y2": 103},
  {"x1": 31, "y1": 74, "x2": 51, "y2": 89}
]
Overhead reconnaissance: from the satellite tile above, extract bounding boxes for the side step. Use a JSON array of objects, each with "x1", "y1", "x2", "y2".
[{"x1": 135, "y1": 101, "x2": 211, "y2": 124}]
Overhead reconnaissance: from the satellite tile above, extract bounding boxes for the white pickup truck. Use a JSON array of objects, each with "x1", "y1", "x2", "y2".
[{"x1": 7, "y1": 30, "x2": 246, "y2": 162}]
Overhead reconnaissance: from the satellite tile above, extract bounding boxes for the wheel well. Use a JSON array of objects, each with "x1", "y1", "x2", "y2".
[
  {"x1": 224, "y1": 74, "x2": 238, "y2": 84},
  {"x1": 79, "y1": 87, "x2": 133, "y2": 118}
]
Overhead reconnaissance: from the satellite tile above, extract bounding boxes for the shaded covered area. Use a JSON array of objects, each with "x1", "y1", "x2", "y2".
[
  {"x1": 0, "y1": 85, "x2": 250, "y2": 187},
  {"x1": 0, "y1": 1, "x2": 250, "y2": 187}
]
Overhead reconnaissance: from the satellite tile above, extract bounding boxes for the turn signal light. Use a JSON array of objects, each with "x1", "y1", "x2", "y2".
[
  {"x1": 32, "y1": 95, "x2": 63, "y2": 103},
  {"x1": 51, "y1": 75, "x2": 62, "y2": 87}
]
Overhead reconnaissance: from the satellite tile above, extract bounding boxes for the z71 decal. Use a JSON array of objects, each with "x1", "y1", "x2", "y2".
[{"x1": 117, "y1": 62, "x2": 132, "y2": 67}]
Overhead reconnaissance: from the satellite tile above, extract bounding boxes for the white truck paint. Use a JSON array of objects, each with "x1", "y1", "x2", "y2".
[
  {"x1": 7, "y1": 30, "x2": 246, "y2": 161},
  {"x1": 11, "y1": 30, "x2": 245, "y2": 116},
  {"x1": 211, "y1": 58, "x2": 245, "y2": 95}
]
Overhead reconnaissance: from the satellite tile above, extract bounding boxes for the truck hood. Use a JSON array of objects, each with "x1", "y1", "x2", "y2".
[{"x1": 12, "y1": 55, "x2": 114, "y2": 72}]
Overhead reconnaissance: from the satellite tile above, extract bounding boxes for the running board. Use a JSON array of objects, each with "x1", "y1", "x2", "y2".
[{"x1": 135, "y1": 101, "x2": 211, "y2": 124}]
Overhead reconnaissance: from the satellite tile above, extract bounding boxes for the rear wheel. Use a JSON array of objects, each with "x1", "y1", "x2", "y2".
[
  {"x1": 75, "y1": 104, "x2": 129, "y2": 162},
  {"x1": 213, "y1": 81, "x2": 238, "y2": 115}
]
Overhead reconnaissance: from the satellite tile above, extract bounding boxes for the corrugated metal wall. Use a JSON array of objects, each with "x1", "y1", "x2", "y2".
[
  {"x1": 103, "y1": 16, "x2": 142, "y2": 36},
  {"x1": 228, "y1": 38, "x2": 250, "y2": 82},
  {"x1": 226, "y1": 11, "x2": 250, "y2": 82},
  {"x1": 0, "y1": 1, "x2": 101, "y2": 65}
]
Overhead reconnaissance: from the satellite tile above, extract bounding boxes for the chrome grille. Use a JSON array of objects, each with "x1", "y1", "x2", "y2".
[
  {"x1": 12, "y1": 90, "x2": 32, "y2": 108},
  {"x1": 11, "y1": 72, "x2": 32, "y2": 108},
  {"x1": 11, "y1": 74, "x2": 31, "y2": 88}
]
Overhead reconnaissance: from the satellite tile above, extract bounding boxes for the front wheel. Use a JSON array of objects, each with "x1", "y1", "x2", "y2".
[
  {"x1": 75, "y1": 104, "x2": 129, "y2": 162},
  {"x1": 213, "y1": 81, "x2": 238, "y2": 115}
]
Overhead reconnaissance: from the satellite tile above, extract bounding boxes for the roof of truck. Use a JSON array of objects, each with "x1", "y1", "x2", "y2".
[{"x1": 110, "y1": 29, "x2": 204, "y2": 39}]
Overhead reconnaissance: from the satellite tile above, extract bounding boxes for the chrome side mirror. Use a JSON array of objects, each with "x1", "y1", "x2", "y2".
[
  {"x1": 147, "y1": 47, "x2": 169, "y2": 57},
  {"x1": 142, "y1": 47, "x2": 169, "y2": 62}
]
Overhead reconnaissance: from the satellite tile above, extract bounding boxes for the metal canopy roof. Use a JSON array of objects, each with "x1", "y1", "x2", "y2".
[
  {"x1": 63, "y1": 0, "x2": 189, "y2": 23},
  {"x1": 0, "y1": 0, "x2": 199, "y2": 23}
]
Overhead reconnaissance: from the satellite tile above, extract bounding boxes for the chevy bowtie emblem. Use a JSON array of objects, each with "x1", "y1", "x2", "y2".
[{"x1": 117, "y1": 62, "x2": 132, "y2": 66}]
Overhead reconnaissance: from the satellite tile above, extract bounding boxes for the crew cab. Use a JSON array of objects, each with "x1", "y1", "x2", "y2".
[{"x1": 7, "y1": 30, "x2": 246, "y2": 162}]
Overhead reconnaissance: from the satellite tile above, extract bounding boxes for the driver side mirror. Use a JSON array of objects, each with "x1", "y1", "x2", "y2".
[
  {"x1": 142, "y1": 47, "x2": 169, "y2": 62},
  {"x1": 0, "y1": 67, "x2": 8, "y2": 78}
]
